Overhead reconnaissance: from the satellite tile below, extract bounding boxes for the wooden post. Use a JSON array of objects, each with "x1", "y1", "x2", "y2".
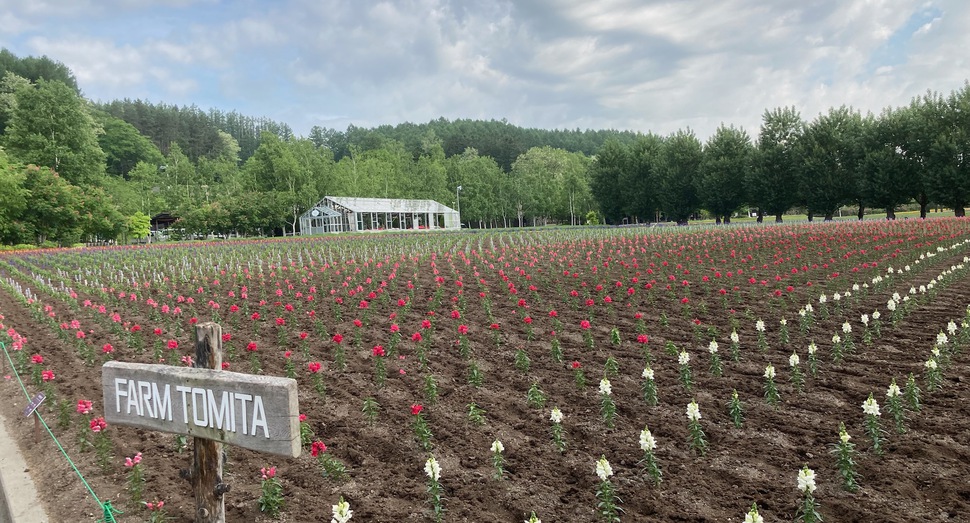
[{"x1": 192, "y1": 323, "x2": 227, "y2": 523}]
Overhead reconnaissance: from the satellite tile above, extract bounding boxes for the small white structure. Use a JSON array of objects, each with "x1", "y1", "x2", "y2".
[{"x1": 299, "y1": 196, "x2": 460, "y2": 235}]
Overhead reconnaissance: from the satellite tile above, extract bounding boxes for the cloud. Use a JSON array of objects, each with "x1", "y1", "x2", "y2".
[{"x1": 1, "y1": 0, "x2": 967, "y2": 142}]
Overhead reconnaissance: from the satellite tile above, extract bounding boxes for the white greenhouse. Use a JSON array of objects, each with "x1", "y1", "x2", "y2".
[{"x1": 299, "y1": 196, "x2": 460, "y2": 235}]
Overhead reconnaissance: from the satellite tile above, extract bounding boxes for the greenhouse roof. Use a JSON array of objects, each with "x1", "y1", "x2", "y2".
[{"x1": 324, "y1": 196, "x2": 457, "y2": 214}]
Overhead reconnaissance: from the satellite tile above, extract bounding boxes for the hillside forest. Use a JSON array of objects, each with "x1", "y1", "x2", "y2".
[{"x1": 0, "y1": 48, "x2": 968, "y2": 246}]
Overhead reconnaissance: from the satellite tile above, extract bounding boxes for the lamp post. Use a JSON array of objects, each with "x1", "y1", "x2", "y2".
[{"x1": 456, "y1": 185, "x2": 462, "y2": 229}]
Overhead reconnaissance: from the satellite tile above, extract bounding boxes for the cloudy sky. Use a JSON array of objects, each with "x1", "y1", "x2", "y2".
[{"x1": 1, "y1": 0, "x2": 966, "y2": 141}]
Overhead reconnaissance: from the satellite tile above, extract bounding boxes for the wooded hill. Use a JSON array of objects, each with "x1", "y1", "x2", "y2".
[{"x1": 0, "y1": 48, "x2": 968, "y2": 247}]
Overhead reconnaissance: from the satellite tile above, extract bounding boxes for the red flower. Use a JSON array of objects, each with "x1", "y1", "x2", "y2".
[
  {"x1": 299, "y1": 413, "x2": 307, "y2": 422},
  {"x1": 332, "y1": 333, "x2": 344, "y2": 343},
  {"x1": 260, "y1": 466, "x2": 276, "y2": 480},
  {"x1": 681, "y1": 297, "x2": 690, "y2": 304},
  {"x1": 637, "y1": 334, "x2": 649, "y2": 344},
  {"x1": 489, "y1": 323, "x2": 500, "y2": 330},
  {"x1": 411, "y1": 332, "x2": 423, "y2": 342},
  {"x1": 310, "y1": 441, "x2": 327, "y2": 457},
  {"x1": 410, "y1": 404, "x2": 424, "y2": 415},
  {"x1": 89, "y1": 417, "x2": 107, "y2": 433},
  {"x1": 246, "y1": 342, "x2": 258, "y2": 352},
  {"x1": 222, "y1": 333, "x2": 232, "y2": 342},
  {"x1": 372, "y1": 345, "x2": 386, "y2": 357},
  {"x1": 167, "y1": 340, "x2": 178, "y2": 350},
  {"x1": 580, "y1": 319, "x2": 591, "y2": 330},
  {"x1": 457, "y1": 324, "x2": 468, "y2": 335},
  {"x1": 31, "y1": 354, "x2": 43, "y2": 364},
  {"x1": 189, "y1": 317, "x2": 198, "y2": 325},
  {"x1": 229, "y1": 304, "x2": 239, "y2": 313},
  {"x1": 308, "y1": 361, "x2": 322, "y2": 373},
  {"x1": 634, "y1": 312, "x2": 643, "y2": 319},
  {"x1": 548, "y1": 310, "x2": 558, "y2": 318},
  {"x1": 102, "y1": 343, "x2": 114, "y2": 354},
  {"x1": 41, "y1": 370, "x2": 55, "y2": 381},
  {"x1": 76, "y1": 399, "x2": 93, "y2": 414},
  {"x1": 299, "y1": 331, "x2": 308, "y2": 340},
  {"x1": 353, "y1": 319, "x2": 363, "y2": 328},
  {"x1": 284, "y1": 351, "x2": 292, "y2": 358},
  {"x1": 421, "y1": 319, "x2": 432, "y2": 329},
  {"x1": 450, "y1": 310, "x2": 461, "y2": 319},
  {"x1": 275, "y1": 317, "x2": 285, "y2": 326},
  {"x1": 571, "y1": 361, "x2": 581, "y2": 370},
  {"x1": 390, "y1": 324, "x2": 400, "y2": 333},
  {"x1": 251, "y1": 312, "x2": 260, "y2": 321},
  {"x1": 524, "y1": 316, "x2": 533, "y2": 324},
  {"x1": 221, "y1": 362, "x2": 230, "y2": 370}
]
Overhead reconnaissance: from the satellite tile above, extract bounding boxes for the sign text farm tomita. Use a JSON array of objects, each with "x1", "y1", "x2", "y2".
[{"x1": 101, "y1": 361, "x2": 301, "y2": 457}]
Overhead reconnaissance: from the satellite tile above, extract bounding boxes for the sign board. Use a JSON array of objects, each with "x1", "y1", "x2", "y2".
[
  {"x1": 102, "y1": 361, "x2": 301, "y2": 458},
  {"x1": 22, "y1": 392, "x2": 46, "y2": 417}
]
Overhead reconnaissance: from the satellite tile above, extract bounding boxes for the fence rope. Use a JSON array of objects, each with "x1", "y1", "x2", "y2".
[{"x1": 0, "y1": 340, "x2": 118, "y2": 522}]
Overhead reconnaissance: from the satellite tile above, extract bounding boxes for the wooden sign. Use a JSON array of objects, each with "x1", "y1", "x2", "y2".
[{"x1": 101, "y1": 361, "x2": 301, "y2": 458}]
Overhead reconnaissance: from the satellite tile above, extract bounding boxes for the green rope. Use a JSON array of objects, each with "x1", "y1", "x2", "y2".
[{"x1": 1, "y1": 341, "x2": 114, "y2": 517}]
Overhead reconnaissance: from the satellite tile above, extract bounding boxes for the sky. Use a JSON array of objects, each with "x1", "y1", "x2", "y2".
[{"x1": 1, "y1": 0, "x2": 967, "y2": 141}]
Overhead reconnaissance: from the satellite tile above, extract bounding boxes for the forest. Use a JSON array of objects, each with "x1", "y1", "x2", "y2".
[{"x1": 0, "y1": 48, "x2": 968, "y2": 246}]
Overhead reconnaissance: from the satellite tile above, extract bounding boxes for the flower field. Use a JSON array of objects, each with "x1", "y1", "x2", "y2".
[{"x1": 2, "y1": 219, "x2": 970, "y2": 522}]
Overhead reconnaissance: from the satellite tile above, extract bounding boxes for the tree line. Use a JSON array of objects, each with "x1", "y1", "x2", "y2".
[{"x1": 0, "y1": 47, "x2": 968, "y2": 247}]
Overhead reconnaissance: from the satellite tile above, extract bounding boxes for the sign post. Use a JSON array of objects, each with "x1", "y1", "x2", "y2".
[{"x1": 102, "y1": 322, "x2": 300, "y2": 523}]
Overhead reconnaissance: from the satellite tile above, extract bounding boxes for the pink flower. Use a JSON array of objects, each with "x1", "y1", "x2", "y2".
[
  {"x1": 246, "y1": 342, "x2": 258, "y2": 352},
  {"x1": 167, "y1": 340, "x2": 178, "y2": 350},
  {"x1": 89, "y1": 417, "x2": 107, "y2": 432},
  {"x1": 457, "y1": 324, "x2": 468, "y2": 335},
  {"x1": 637, "y1": 334, "x2": 649, "y2": 344},
  {"x1": 410, "y1": 404, "x2": 424, "y2": 415},
  {"x1": 580, "y1": 320, "x2": 591, "y2": 330},
  {"x1": 332, "y1": 333, "x2": 344, "y2": 344},
  {"x1": 41, "y1": 370, "x2": 55, "y2": 381},
  {"x1": 76, "y1": 399, "x2": 93, "y2": 414},
  {"x1": 299, "y1": 413, "x2": 307, "y2": 422},
  {"x1": 260, "y1": 466, "x2": 277, "y2": 480},
  {"x1": 30, "y1": 354, "x2": 43, "y2": 364},
  {"x1": 411, "y1": 332, "x2": 423, "y2": 342},
  {"x1": 310, "y1": 441, "x2": 327, "y2": 457},
  {"x1": 299, "y1": 331, "x2": 308, "y2": 340},
  {"x1": 390, "y1": 324, "x2": 400, "y2": 333},
  {"x1": 102, "y1": 343, "x2": 114, "y2": 354},
  {"x1": 308, "y1": 362, "x2": 322, "y2": 373},
  {"x1": 372, "y1": 345, "x2": 386, "y2": 357}
]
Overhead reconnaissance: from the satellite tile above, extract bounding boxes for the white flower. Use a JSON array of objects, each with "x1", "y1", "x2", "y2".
[
  {"x1": 844, "y1": 290, "x2": 852, "y2": 298},
  {"x1": 887, "y1": 266, "x2": 895, "y2": 274},
  {"x1": 789, "y1": 353, "x2": 800, "y2": 367},
  {"x1": 678, "y1": 350, "x2": 690, "y2": 365},
  {"x1": 833, "y1": 292, "x2": 841, "y2": 301},
  {"x1": 686, "y1": 400, "x2": 702, "y2": 422},
  {"x1": 642, "y1": 366, "x2": 654, "y2": 380},
  {"x1": 947, "y1": 321, "x2": 958, "y2": 335},
  {"x1": 780, "y1": 318, "x2": 788, "y2": 326},
  {"x1": 842, "y1": 321, "x2": 851, "y2": 334},
  {"x1": 599, "y1": 378, "x2": 612, "y2": 396},
  {"x1": 639, "y1": 427, "x2": 657, "y2": 452},
  {"x1": 925, "y1": 359, "x2": 938, "y2": 370},
  {"x1": 860, "y1": 313, "x2": 869, "y2": 325},
  {"x1": 524, "y1": 513, "x2": 541, "y2": 523},
  {"x1": 819, "y1": 294, "x2": 827, "y2": 304},
  {"x1": 931, "y1": 347, "x2": 940, "y2": 357},
  {"x1": 755, "y1": 319, "x2": 765, "y2": 332},
  {"x1": 797, "y1": 466, "x2": 817, "y2": 494},
  {"x1": 764, "y1": 364, "x2": 776, "y2": 379},
  {"x1": 805, "y1": 303, "x2": 814, "y2": 313},
  {"x1": 708, "y1": 340, "x2": 719, "y2": 354},
  {"x1": 840, "y1": 429, "x2": 851, "y2": 444},
  {"x1": 886, "y1": 382, "x2": 901, "y2": 398},
  {"x1": 892, "y1": 292, "x2": 901, "y2": 302},
  {"x1": 798, "y1": 308, "x2": 807, "y2": 318},
  {"x1": 730, "y1": 330, "x2": 740, "y2": 343},
  {"x1": 862, "y1": 395, "x2": 881, "y2": 416},
  {"x1": 549, "y1": 407, "x2": 563, "y2": 424},
  {"x1": 936, "y1": 332, "x2": 948, "y2": 346},
  {"x1": 744, "y1": 507, "x2": 764, "y2": 523},
  {"x1": 807, "y1": 342, "x2": 817, "y2": 355},
  {"x1": 919, "y1": 285, "x2": 926, "y2": 293},
  {"x1": 832, "y1": 334, "x2": 841, "y2": 344},
  {"x1": 852, "y1": 283, "x2": 860, "y2": 291},
  {"x1": 425, "y1": 456, "x2": 441, "y2": 481},
  {"x1": 872, "y1": 310, "x2": 881, "y2": 320},
  {"x1": 331, "y1": 497, "x2": 353, "y2": 523},
  {"x1": 595, "y1": 456, "x2": 613, "y2": 481},
  {"x1": 887, "y1": 299, "x2": 897, "y2": 312},
  {"x1": 909, "y1": 286, "x2": 917, "y2": 295},
  {"x1": 904, "y1": 264, "x2": 911, "y2": 271},
  {"x1": 491, "y1": 439, "x2": 504, "y2": 453}
]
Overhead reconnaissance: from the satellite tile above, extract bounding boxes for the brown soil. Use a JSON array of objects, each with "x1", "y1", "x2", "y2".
[{"x1": 1, "y1": 221, "x2": 969, "y2": 523}]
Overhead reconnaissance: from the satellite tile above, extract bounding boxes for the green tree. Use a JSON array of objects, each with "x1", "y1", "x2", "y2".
[
  {"x1": 96, "y1": 112, "x2": 165, "y2": 177},
  {"x1": 657, "y1": 129, "x2": 703, "y2": 225},
  {"x1": 797, "y1": 106, "x2": 867, "y2": 220},
  {"x1": 0, "y1": 149, "x2": 29, "y2": 243},
  {"x1": 590, "y1": 139, "x2": 630, "y2": 224},
  {"x1": 749, "y1": 107, "x2": 804, "y2": 222},
  {"x1": 919, "y1": 84, "x2": 970, "y2": 216},
  {"x1": 624, "y1": 133, "x2": 664, "y2": 223},
  {"x1": 3, "y1": 79, "x2": 106, "y2": 186},
  {"x1": 20, "y1": 165, "x2": 83, "y2": 245},
  {"x1": 699, "y1": 125, "x2": 752, "y2": 223},
  {"x1": 127, "y1": 211, "x2": 151, "y2": 241},
  {"x1": 859, "y1": 107, "x2": 918, "y2": 219}
]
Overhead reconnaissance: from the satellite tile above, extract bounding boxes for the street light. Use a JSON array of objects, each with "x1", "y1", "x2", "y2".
[{"x1": 456, "y1": 185, "x2": 462, "y2": 229}]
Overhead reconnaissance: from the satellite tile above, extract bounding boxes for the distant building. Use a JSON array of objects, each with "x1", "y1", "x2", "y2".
[{"x1": 299, "y1": 196, "x2": 460, "y2": 235}]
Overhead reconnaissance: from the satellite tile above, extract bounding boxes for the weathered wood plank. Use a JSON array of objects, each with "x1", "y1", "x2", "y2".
[
  {"x1": 100, "y1": 362, "x2": 301, "y2": 457},
  {"x1": 193, "y1": 322, "x2": 225, "y2": 523}
]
